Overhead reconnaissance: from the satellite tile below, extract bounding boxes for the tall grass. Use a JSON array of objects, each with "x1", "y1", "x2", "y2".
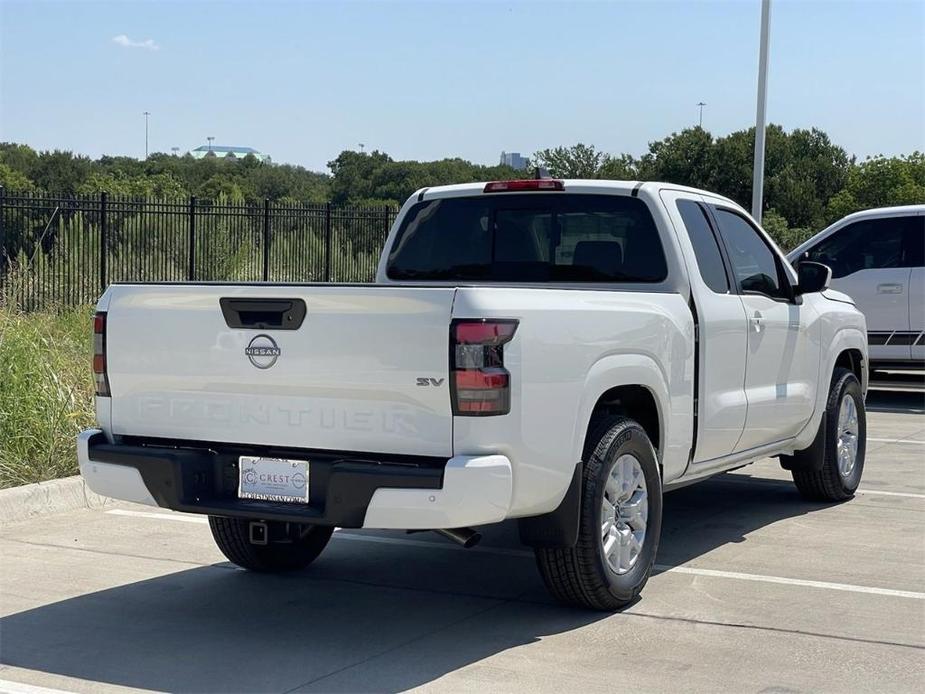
[{"x1": 0, "y1": 304, "x2": 95, "y2": 488}]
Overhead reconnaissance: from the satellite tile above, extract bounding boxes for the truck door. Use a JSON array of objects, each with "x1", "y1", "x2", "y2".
[
  {"x1": 709, "y1": 206, "x2": 821, "y2": 451},
  {"x1": 801, "y1": 214, "x2": 920, "y2": 363},
  {"x1": 661, "y1": 192, "x2": 749, "y2": 463}
]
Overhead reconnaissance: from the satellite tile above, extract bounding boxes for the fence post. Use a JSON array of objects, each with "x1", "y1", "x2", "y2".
[
  {"x1": 324, "y1": 202, "x2": 332, "y2": 282},
  {"x1": 99, "y1": 192, "x2": 108, "y2": 294},
  {"x1": 188, "y1": 196, "x2": 197, "y2": 281},
  {"x1": 263, "y1": 198, "x2": 271, "y2": 282}
]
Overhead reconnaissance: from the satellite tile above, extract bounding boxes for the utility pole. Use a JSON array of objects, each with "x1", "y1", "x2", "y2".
[
  {"x1": 143, "y1": 111, "x2": 151, "y2": 159},
  {"x1": 697, "y1": 102, "x2": 706, "y2": 128},
  {"x1": 751, "y1": 0, "x2": 772, "y2": 223}
]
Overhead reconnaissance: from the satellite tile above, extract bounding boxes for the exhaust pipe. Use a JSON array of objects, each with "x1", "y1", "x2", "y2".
[{"x1": 434, "y1": 527, "x2": 482, "y2": 549}]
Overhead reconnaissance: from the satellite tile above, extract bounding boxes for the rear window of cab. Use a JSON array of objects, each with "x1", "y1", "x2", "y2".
[{"x1": 386, "y1": 193, "x2": 668, "y2": 283}]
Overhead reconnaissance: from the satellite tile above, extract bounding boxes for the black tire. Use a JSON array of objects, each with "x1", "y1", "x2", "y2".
[
  {"x1": 534, "y1": 416, "x2": 662, "y2": 611},
  {"x1": 208, "y1": 516, "x2": 334, "y2": 572},
  {"x1": 791, "y1": 367, "x2": 866, "y2": 501}
]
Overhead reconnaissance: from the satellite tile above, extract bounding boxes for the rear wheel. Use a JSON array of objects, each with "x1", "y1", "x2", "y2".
[
  {"x1": 535, "y1": 416, "x2": 662, "y2": 611},
  {"x1": 209, "y1": 516, "x2": 333, "y2": 572},
  {"x1": 791, "y1": 367, "x2": 866, "y2": 501}
]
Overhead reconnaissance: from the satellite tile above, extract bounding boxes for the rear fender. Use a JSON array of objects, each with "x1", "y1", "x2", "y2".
[
  {"x1": 522, "y1": 355, "x2": 674, "y2": 548},
  {"x1": 572, "y1": 354, "x2": 681, "y2": 478}
]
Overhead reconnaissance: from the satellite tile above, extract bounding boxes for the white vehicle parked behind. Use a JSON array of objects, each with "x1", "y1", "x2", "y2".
[
  {"x1": 788, "y1": 205, "x2": 924, "y2": 369},
  {"x1": 79, "y1": 179, "x2": 869, "y2": 610}
]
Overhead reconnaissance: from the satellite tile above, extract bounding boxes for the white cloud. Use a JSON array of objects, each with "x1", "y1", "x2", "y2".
[{"x1": 112, "y1": 34, "x2": 159, "y2": 51}]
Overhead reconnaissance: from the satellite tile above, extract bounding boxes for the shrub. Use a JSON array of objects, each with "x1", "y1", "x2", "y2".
[{"x1": 0, "y1": 305, "x2": 95, "y2": 488}]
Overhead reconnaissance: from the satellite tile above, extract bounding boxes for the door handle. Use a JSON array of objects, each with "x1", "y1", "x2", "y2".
[
  {"x1": 877, "y1": 283, "x2": 903, "y2": 294},
  {"x1": 751, "y1": 311, "x2": 763, "y2": 332}
]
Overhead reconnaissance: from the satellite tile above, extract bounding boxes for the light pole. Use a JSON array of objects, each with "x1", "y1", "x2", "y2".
[
  {"x1": 171, "y1": 147, "x2": 180, "y2": 156},
  {"x1": 207, "y1": 136, "x2": 215, "y2": 153},
  {"x1": 359, "y1": 142, "x2": 365, "y2": 153},
  {"x1": 143, "y1": 111, "x2": 151, "y2": 158},
  {"x1": 751, "y1": 0, "x2": 772, "y2": 223},
  {"x1": 697, "y1": 102, "x2": 706, "y2": 128}
]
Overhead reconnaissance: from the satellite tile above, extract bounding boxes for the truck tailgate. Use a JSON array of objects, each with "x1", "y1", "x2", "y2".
[{"x1": 103, "y1": 284, "x2": 456, "y2": 457}]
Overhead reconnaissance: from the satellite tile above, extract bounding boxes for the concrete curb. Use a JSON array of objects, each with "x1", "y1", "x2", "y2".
[{"x1": 0, "y1": 475, "x2": 114, "y2": 526}]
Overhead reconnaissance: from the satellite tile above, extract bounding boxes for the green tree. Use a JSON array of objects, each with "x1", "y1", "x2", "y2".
[
  {"x1": 825, "y1": 153, "x2": 925, "y2": 222},
  {"x1": 0, "y1": 162, "x2": 35, "y2": 191},
  {"x1": 761, "y1": 208, "x2": 813, "y2": 251},
  {"x1": 78, "y1": 171, "x2": 186, "y2": 198},
  {"x1": 638, "y1": 127, "x2": 716, "y2": 188},
  {"x1": 0, "y1": 143, "x2": 40, "y2": 183},
  {"x1": 197, "y1": 174, "x2": 247, "y2": 202},
  {"x1": 532, "y1": 143, "x2": 607, "y2": 178},
  {"x1": 327, "y1": 149, "x2": 521, "y2": 205},
  {"x1": 598, "y1": 153, "x2": 639, "y2": 180},
  {"x1": 30, "y1": 150, "x2": 93, "y2": 192},
  {"x1": 765, "y1": 128, "x2": 851, "y2": 228},
  {"x1": 638, "y1": 125, "x2": 851, "y2": 231},
  {"x1": 328, "y1": 150, "x2": 393, "y2": 204}
]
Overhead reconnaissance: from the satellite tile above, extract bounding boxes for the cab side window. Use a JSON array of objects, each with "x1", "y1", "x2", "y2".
[
  {"x1": 677, "y1": 200, "x2": 729, "y2": 293},
  {"x1": 711, "y1": 207, "x2": 787, "y2": 299},
  {"x1": 806, "y1": 216, "x2": 922, "y2": 278}
]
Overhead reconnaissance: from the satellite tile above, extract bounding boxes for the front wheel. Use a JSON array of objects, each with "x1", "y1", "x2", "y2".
[
  {"x1": 791, "y1": 367, "x2": 866, "y2": 501},
  {"x1": 209, "y1": 516, "x2": 333, "y2": 572},
  {"x1": 535, "y1": 416, "x2": 662, "y2": 611}
]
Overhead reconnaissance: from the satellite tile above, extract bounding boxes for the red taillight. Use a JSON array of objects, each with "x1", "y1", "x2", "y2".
[
  {"x1": 93, "y1": 311, "x2": 110, "y2": 397},
  {"x1": 483, "y1": 179, "x2": 564, "y2": 193},
  {"x1": 454, "y1": 320, "x2": 518, "y2": 345},
  {"x1": 451, "y1": 319, "x2": 518, "y2": 416}
]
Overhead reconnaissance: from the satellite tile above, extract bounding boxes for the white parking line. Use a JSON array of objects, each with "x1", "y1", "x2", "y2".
[
  {"x1": 856, "y1": 489, "x2": 925, "y2": 499},
  {"x1": 868, "y1": 437, "x2": 925, "y2": 445},
  {"x1": 104, "y1": 509, "x2": 925, "y2": 600},
  {"x1": 716, "y1": 477, "x2": 925, "y2": 499},
  {"x1": 0, "y1": 679, "x2": 76, "y2": 694},
  {"x1": 654, "y1": 566, "x2": 925, "y2": 600}
]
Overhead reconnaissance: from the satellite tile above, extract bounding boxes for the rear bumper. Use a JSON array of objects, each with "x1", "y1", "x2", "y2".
[{"x1": 77, "y1": 430, "x2": 512, "y2": 529}]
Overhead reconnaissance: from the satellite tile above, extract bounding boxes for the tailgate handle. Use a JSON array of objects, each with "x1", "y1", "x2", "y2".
[{"x1": 220, "y1": 298, "x2": 306, "y2": 330}]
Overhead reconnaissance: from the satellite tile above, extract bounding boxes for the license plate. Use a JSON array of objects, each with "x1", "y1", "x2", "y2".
[{"x1": 238, "y1": 456, "x2": 310, "y2": 504}]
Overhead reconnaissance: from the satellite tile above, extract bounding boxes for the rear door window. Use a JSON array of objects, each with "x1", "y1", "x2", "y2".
[
  {"x1": 677, "y1": 200, "x2": 730, "y2": 293},
  {"x1": 386, "y1": 194, "x2": 667, "y2": 283}
]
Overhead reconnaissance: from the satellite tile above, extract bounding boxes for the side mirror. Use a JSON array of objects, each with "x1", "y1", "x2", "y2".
[{"x1": 795, "y1": 261, "x2": 832, "y2": 295}]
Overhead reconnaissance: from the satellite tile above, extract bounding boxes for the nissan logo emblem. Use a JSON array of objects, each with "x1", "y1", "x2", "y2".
[{"x1": 245, "y1": 334, "x2": 281, "y2": 369}]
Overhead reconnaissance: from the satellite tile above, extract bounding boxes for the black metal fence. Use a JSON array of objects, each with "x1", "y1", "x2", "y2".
[{"x1": 0, "y1": 190, "x2": 398, "y2": 310}]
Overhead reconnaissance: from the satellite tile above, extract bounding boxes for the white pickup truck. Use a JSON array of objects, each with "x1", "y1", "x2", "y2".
[{"x1": 79, "y1": 179, "x2": 869, "y2": 610}]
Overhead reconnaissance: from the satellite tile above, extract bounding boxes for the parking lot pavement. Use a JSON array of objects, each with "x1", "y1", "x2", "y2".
[{"x1": 1, "y1": 392, "x2": 923, "y2": 694}]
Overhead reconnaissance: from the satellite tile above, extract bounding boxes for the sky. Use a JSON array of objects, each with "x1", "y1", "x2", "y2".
[{"x1": 1, "y1": 0, "x2": 923, "y2": 172}]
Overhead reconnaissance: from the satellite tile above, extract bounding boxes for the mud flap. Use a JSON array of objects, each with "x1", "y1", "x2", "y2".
[
  {"x1": 518, "y1": 462, "x2": 582, "y2": 548},
  {"x1": 779, "y1": 417, "x2": 826, "y2": 472}
]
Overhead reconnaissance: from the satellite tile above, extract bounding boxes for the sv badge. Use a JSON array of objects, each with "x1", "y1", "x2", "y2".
[{"x1": 416, "y1": 377, "x2": 445, "y2": 387}]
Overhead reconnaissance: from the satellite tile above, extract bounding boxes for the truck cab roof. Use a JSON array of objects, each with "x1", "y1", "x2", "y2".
[{"x1": 413, "y1": 179, "x2": 741, "y2": 209}]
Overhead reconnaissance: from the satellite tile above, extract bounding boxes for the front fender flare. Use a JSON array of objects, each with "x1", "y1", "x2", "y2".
[{"x1": 791, "y1": 327, "x2": 867, "y2": 452}]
